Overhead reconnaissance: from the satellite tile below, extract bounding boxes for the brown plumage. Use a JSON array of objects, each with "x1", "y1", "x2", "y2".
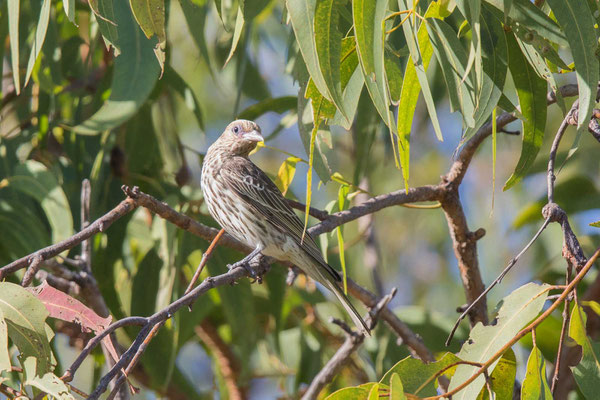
[{"x1": 201, "y1": 119, "x2": 369, "y2": 335}]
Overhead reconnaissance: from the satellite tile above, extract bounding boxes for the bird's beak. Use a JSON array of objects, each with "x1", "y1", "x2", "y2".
[{"x1": 244, "y1": 130, "x2": 264, "y2": 143}]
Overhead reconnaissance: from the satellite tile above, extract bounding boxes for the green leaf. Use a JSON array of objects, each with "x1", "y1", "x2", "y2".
[
  {"x1": 398, "y1": 0, "x2": 444, "y2": 142},
  {"x1": 8, "y1": 0, "x2": 20, "y2": 94},
  {"x1": 477, "y1": 349, "x2": 516, "y2": 400},
  {"x1": 448, "y1": 283, "x2": 550, "y2": 399},
  {"x1": 130, "y1": 0, "x2": 166, "y2": 71},
  {"x1": 521, "y1": 346, "x2": 552, "y2": 400},
  {"x1": 275, "y1": 156, "x2": 301, "y2": 195},
  {"x1": 456, "y1": 0, "x2": 482, "y2": 115},
  {"x1": 546, "y1": 0, "x2": 599, "y2": 148},
  {"x1": 590, "y1": 220, "x2": 600, "y2": 228},
  {"x1": 484, "y1": 0, "x2": 567, "y2": 46},
  {"x1": 0, "y1": 309, "x2": 10, "y2": 373},
  {"x1": 427, "y1": 18, "x2": 475, "y2": 128},
  {"x1": 381, "y1": 353, "x2": 462, "y2": 396},
  {"x1": 224, "y1": 6, "x2": 244, "y2": 66},
  {"x1": 354, "y1": 0, "x2": 400, "y2": 167},
  {"x1": 0, "y1": 282, "x2": 52, "y2": 375},
  {"x1": 396, "y1": 1, "x2": 444, "y2": 187},
  {"x1": 463, "y1": 4, "x2": 507, "y2": 139},
  {"x1": 94, "y1": 0, "x2": 120, "y2": 54},
  {"x1": 24, "y1": 0, "x2": 51, "y2": 88},
  {"x1": 63, "y1": 0, "x2": 76, "y2": 23},
  {"x1": 71, "y1": 0, "x2": 161, "y2": 134},
  {"x1": 569, "y1": 304, "x2": 600, "y2": 399},
  {"x1": 164, "y1": 65, "x2": 204, "y2": 130},
  {"x1": 237, "y1": 96, "x2": 298, "y2": 120},
  {"x1": 368, "y1": 383, "x2": 380, "y2": 400},
  {"x1": 503, "y1": 33, "x2": 547, "y2": 191},
  {"x1": 389, "y1": 373, "x2": 407, "y2": 400},
  {"x1": 314, "y1": 0, "x2": 348, "y2": 121},
  {"x1": 7, "y1": 160, "x2": 74, "y2": 244},
  {"x1": 287, "y1": 0, "x2": 332, "y2": 103},
  {"x1": 241, "y1": 0, "x2": 271, "y2": 20},
  {"x1": 23, "y1": 357, "x2": 74, "y2": 400}
]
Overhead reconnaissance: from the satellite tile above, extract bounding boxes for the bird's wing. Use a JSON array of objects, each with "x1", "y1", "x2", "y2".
[{"x1": 220, "y1": 157, "x2": 340, "y2": 281}]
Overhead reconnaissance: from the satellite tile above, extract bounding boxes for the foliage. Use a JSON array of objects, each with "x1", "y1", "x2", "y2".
[{"x1": 0, "y1": 0, "x2": 599, "y2": 398}]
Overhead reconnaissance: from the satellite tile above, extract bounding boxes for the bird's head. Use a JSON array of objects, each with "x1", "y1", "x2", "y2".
[{"x1": 218, "y1": 119, "x2": 263, "y2": 156}]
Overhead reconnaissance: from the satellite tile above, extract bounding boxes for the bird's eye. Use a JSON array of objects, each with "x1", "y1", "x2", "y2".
[{"x1": 233, "y1": 126, "x2": 239, "y2": 134}]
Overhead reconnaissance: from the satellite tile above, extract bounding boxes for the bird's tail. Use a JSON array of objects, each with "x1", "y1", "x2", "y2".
[{"x1": 324, "y1": 280, "x2": 371, "y2": 336}]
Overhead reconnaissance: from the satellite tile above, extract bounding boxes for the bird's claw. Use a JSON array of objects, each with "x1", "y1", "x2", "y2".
[{"x1": 227, "y1": 260, "x2": 258, "y2": 279}]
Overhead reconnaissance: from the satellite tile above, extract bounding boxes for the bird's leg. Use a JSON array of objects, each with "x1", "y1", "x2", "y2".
[{"x1": 227, "y1": 246, "x2": 264, "y2": 279}]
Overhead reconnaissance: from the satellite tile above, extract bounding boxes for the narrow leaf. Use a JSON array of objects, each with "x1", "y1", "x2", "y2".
[
  {"x1": 224, "y1": 7, "x2": 244, "y2": 67},
  {"x1": 287, "y1": 0, "x2": 332, "y2": 102},
  {"x1": 24, "y1": 0, "x2": 51, "y2": 88},
  {"x1": 237, "y1": 96, "x2": 297, "y2": 120},
  {"x1": 63, "y1": 0, "x2": 76, "y2": 23},
  {"x1": 8, "y1": 0, "x2": 20, "y2": 94},
  {"x1": 503, "y1": 33, "x2": 547, "y2": 190},
  {"x1": 389, "y1": 373, "x2": 407, "y2": 400},
  {"x1": 314, "y1": 0, "x2": 348, "y2": 120},
  {"x1": 274, "y1": 156, "x2": 300, "y2": 195},
  {"x1": 164, "y1": 66, "x2": 204, "y2": 130},
  {"x1": 546, "y1": 0, "x2": 599, "y2": 148},
  {"x1": 398, "y1": 0, "x2": 444, "y2": 141}
]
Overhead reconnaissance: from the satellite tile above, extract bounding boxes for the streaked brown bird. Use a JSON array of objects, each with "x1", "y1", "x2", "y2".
[{"x1": 201, "y1": 119, "x2": 369, "y2": 335}]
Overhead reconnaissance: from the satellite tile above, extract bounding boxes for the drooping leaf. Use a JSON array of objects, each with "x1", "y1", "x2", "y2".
[
  {"x1": 7, "y1": 160, "x2": 74, "y2": 244},
  {"x1": 546, "y1": 0, "x2": 599, "y2": 149},
  {"x1": 72, "y1": 0, "x2": 161, "y2": 134},
  {"x1": 8, "y1": 0, "x2": 20, "y2": 94},
  {"x1": 94, "y1": 0, "x2": 120, "y2": 54},
  {"x1": 503, "y1": 33, "x2": 547, "y2": 191},
  {"x1": 287, "y1": 0, "x2": 332, "y2": 103},
  {"x1": 63, "y1": 0, "x2": 76, "y2": 23},
  {"x1": 130, "y1": 0, "x2": 166, "y2": 71},
  {"x1": 463, "y1": 4, "x2": 507, "y2": 140},
  {"x1": 427, "y1": 18, "x2": 476, "y2": 128},
  {"x1": 0, "y1": 282, "x2": 52, "y2": 375},
  {"x1": 380, "y1": 353, "x2": 462, "y2": 396},
  {"x1": 476, "y1": 349, "x2": 516, "y2": 400},
  {"x1": 354, "y1": 0, "x2": 400, "y2": 167},
  {"x1": 448, "y1": 283, "x2": 550, "y2": 399},
  {"x1": 314, "y1": 0, "x2": 348, "y2": 121},
  {"x1": 23, "y1": 356, "x2": 74, "y2": 400},
  {"x1": 521, "y1": 346, "x2": 552, "y2": 399},
  {"x1": 569, "y1": 303, "x2": 600, "y2": 398},
  {"x1": 24, "y1": 0, "x2": 51, "y2": 88},
  {"x1": 397, "y1": 1, "x2": 450, "y2": 187},
  {"x1": 456, "y1": 0, "x2": 482, "y2": 115},
  {"x1": 224, "y1": 6, "x2": 244, "y2": 66},
  {"x1": 398, "y1": 0, "x2": 444, "y2": 142},
  {"x1": 241, "y1": 0, "x2": 271, "y2": 20}
]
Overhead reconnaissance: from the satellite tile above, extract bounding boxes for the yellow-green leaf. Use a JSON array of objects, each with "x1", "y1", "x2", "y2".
[
  {"x1": 275, "y1": 156, "x2": 300, "y2": 195},
  {"x1": 521, "y1": 346, "x2": 552, "y2": 399},
  {"x1": 569, "y1": 303, "x2": 600, "y2": 398},
  {"x1": 390, "y1": 373, "x2": 407, "y2": 400},
  {"x1": 130, "y1": 0, "x2": 166, "y2": 71}
]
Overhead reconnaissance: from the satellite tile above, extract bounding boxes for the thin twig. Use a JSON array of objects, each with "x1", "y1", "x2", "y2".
[
  {"x1": 446, "y1": 217, "x2": 552, "y2": 345},
  {"x1": 547, "y1": 102, "x2": 578, "y2": 203},
  {"x1": 551, "y1": 265, "x2": 573, "y2": 394},
  {"x1": 185, "y1": 228, "x2": 225, "y2": 311}
]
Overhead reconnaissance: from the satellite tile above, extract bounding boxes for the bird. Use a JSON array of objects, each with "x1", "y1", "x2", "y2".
[{"x1": 201, "y1": 119, "x2": 370, "y2": 335}]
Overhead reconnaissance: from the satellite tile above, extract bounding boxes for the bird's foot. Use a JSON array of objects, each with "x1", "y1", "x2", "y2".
[{"x1": 227, "y1": 254, "x2": 269, "y2": 284}]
